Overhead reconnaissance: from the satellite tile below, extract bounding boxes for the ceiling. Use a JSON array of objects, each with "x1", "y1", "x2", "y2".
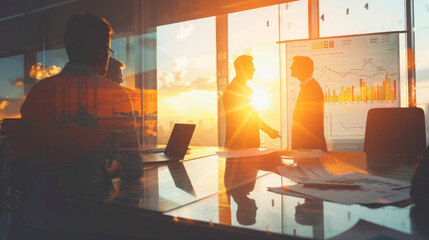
[{"x1": 0, "y1": 0, "x2": 297, "y2": 57}]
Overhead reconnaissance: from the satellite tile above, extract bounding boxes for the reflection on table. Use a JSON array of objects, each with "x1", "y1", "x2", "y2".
[{"x1": 47, "y1": 149, "x2": 428, "y2": 239}]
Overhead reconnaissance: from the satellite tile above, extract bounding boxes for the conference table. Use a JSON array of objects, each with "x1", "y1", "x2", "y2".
[{"x1": 64, "y1": 148, "x2": 427, "y2": 239}]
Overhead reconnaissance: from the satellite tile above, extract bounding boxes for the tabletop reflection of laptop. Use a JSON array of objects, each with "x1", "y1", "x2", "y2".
[
  {"x1": 142, "y1": 123, "x2": 196, "y2": 163},
  {"x1": 168, "y1": 162, "x2": 197, "y2": 197}
]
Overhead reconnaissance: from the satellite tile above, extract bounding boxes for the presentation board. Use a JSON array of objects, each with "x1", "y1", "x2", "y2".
[{"x1": 285, "y1": 33, "x2": 400, "y2": 142}]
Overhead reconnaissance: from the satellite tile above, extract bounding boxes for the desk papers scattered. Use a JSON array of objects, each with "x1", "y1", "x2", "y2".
[
  {"x1": 283, "y1": 149, "x2": 327, "y2": 159},
  {"x1": 328, "y1": 219, "x2": 423, "y2": 240},
  {"x1": 216, "y1": 148, "x2": 326, "y2": 159},
  {"x1": 216, "y1": 148, "x2": 277, "y2": 158},
  {"x1": 269, "y1": 165, "x2": 411, "y2": 205}
]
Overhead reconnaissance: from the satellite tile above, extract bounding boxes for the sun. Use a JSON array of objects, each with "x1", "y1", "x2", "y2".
[{"x1": 252, "y1": 89, "x2": 269, "y2": 111}]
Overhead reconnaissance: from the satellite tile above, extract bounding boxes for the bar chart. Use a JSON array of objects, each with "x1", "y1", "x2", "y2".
[{"x1": 324, "y1": 75, "x2": 397, "y2": 102}]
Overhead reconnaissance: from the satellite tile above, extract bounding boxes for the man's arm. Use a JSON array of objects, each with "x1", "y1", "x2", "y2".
[{"x1": 259, "y1": 118, "x2": 281, "y2": 139}]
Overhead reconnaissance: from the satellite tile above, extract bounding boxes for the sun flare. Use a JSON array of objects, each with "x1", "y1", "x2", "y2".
[{"x1": 252, "y1": 89, "x2": 269, "y2": 111}]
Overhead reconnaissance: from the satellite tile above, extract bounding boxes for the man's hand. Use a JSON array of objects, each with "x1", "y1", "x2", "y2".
[{"x1": 267, "y1": 128, "x2": 281, "y2": 139}]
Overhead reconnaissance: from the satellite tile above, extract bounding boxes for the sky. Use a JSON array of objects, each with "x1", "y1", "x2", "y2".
[
  {"x1": 0, "y1": 55, "x2": 24, "y2": 99},
  {"x1": 157, "y1": 17, "x2": 217, "y2": 124}
]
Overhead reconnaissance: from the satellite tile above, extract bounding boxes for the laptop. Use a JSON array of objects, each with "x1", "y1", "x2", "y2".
[{"x1": 142, "y1": 123, "x2": 196, "y2": 163}]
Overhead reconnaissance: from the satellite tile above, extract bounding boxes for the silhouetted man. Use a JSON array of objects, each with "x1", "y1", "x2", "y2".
[
  {"x1": 223, "y1": 55, "x2": 280, "y2": 149},
  {"x1": 13, "y1": 13, "x2": 142, "y2": 205},
  {"x1": 224, "y1": 158, "x2": 258, "y2": 225},
  {"x1": 290, "y1": 56, "x2": 327, "y2": 151},
  {"x1": 106, "y1": 57, "x2": 125, "y2": 84},
  {"x1": 105, "y1": 57, "x2": 145, "y2": 145}
]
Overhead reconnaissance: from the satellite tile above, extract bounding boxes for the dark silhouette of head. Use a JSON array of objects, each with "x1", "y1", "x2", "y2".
[
  {"x1": 234, "y1": 55, "x2": 255, "y2": 81},
  {"x1": 290, "y1": 56, "x2": 314, "y2": 81},
  {"x1": 64, "y1": 13, "x2": 113, "y2": 76},
  {"x1": 235, "y1": 195, "x2": 257, "y2": 225},
  {"x1": 106, "y1": 57, "x2": 125, "y2": 84}
]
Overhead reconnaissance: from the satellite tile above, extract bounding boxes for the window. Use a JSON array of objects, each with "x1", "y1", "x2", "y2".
[
  {"x1": 280, "y1": 1, "x2": 309, "y2": 41},
  {"x1": 415, "y1": 0, "x2": 429, "y2": 142},
  {"x1": 35, "y1": 48, "x2": 66, "y2": 81},
  {"x1": 0, "y1": 55, "x2": 25, "y2": 121},
  {"x1": 228, "y1": 5, "x2": 282, "y2": 149},
  {"x1": 319, "y1": 0, "x2": 406, "y2": 37},
  {"x1": 157, "y1": 17, "x2": 217, "y2": 146}
]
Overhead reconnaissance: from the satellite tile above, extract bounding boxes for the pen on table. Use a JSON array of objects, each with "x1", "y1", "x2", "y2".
[
  {"x1": 301, "y1": 182, "x2": 362, "y2": 189},
  {"x1": 391, "y1": 186, "x2": 411, "y2": 191}
]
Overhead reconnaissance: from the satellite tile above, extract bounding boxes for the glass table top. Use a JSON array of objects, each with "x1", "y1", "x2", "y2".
[{"x1": 77, "y1": 150, "x2": 426, "y2": 239}]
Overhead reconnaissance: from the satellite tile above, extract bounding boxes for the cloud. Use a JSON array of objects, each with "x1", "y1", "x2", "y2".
[
  {"x1": 159, "y1": 75, "x2": 216, "y2": 97},
  {"x1": 158, "y1": 57, "x2": 190, "y2": 89},
  {"x1": 8, "y1": 76, "x2": 24, "y2": 87},
  {"x1": 158, "y1": 57, "x2": 216, "y2": 97},
  {"x1": 176, "y1": 21, "x2": 195, "y2": 40},
  {"x1": 29, "y1": 63, "x2": 61, "y2": 80},
  {"x1": 0, "y1": 100, "x2": 8, "y2": 110},
  {"x1": 192, "y1": 76, "x2": 216, "y2": 89}
]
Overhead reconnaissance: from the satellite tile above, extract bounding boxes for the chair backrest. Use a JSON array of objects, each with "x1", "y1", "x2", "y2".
[{"x1": 364, "y1": 107, "x2": 426, "y2": 155}]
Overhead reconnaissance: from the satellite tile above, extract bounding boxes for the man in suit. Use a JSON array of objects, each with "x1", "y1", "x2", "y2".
[
  {"x1": 223, "y1": 55, "x2": 280, "y2": 149},
  {"x1": 290, "y1": 56, "x2": 327, "y2": 151}
]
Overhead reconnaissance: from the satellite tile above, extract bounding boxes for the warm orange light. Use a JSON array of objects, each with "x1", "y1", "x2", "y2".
[
  {"x1": 29, "y1": 63, "x2": 61, "y2": 80},
  {"x1": 251, "y1": 89, "x2": 269, "y2": 110},
  {"x1": 0, "y1": 100, "x2": 8, "y2": 110},
  {"x1": 9, "y1": 78, "x2": 23, "y2": 87}
]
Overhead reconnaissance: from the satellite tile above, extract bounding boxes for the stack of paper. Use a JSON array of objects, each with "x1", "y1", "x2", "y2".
[
  {"x1": 216, "y1": 148, "x2": 327, "y2": 159},
  {"x1": 216, "y1": 148, "x2": 277, "y2": 158},
  {"x1": 269, "y1": 165, "x2": 410, "y2": 205}
]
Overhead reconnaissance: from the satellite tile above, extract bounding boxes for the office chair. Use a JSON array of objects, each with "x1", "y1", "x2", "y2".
[{"x1": 364, "y1": 107, "x2": 426, "y2": 155}]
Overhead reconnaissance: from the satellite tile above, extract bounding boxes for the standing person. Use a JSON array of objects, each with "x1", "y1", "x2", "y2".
[
  {"x1": 223, "y1": 55, "x2": 280, "y2": 149},
  {"x1": 290, "y1": 56, "x2": 327, "y2": 151}
]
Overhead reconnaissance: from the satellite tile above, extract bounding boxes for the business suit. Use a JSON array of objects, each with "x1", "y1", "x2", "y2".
[{"x1": 291, "y1": 78, "x2": 327, "y2": 151}]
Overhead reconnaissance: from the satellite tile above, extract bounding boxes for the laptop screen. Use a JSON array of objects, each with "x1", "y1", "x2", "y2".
[{"x1": 164, "y1": 123, "x2": 196, "y2": 158}]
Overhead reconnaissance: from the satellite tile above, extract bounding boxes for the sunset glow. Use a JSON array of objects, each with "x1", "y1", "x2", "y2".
[
  {"x1": 0, "y1": 100, "x2": 8, "y2": 110},
  {"x1": 29, "y1": 63, "x2": 61, "y2": 80},
  {"x1": 251, "y1": 89, "x2": 269, "y2": 111}
]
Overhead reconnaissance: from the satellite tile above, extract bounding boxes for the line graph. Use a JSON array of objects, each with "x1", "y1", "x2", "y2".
[
  {"x1": 340, "y1": 121, "x2": 366, "y2": 131},
  {"x1": 314, "y1": 58, "x2": 397, "y2": 80}
]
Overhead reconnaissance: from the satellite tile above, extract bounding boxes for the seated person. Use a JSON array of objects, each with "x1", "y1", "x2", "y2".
[
  {"x1": 10, "y1": 13, "x2": 143, "y2": 229},
  {"x1": 106, "y1": 57, "x2": 125, "y2": 84}
]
